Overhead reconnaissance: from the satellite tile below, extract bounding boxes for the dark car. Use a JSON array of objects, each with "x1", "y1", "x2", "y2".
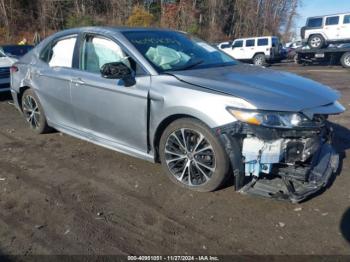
[{"x1": 0, "y1": 45, "x2": 34, "y2": 59}]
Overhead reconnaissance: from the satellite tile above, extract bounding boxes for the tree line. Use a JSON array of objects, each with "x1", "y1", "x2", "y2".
[{"x1": 0, "y1": 0, "x2": 300, "y2": 44}]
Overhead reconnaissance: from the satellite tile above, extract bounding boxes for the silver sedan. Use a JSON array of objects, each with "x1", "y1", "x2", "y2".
[{"x1": 10, "y1": 27, "x2": 345, "y2": 203}]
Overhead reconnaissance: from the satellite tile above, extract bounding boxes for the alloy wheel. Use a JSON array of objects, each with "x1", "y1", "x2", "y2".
[
  {"x1": 255, "y1": 57, "x2": 262, "y2": 65},
  {"x1": 22, "y1": 95, "x2": 41, "y2": 129},
  {"x1": 310, "y1": 37, "x2": 321, "y2": 48},
  {"x1": 344, "y1": 55, "x2": 350, "y2": 67},
  {"x1": 164, "y1": 128, "x2": 216, "y2": 187}
]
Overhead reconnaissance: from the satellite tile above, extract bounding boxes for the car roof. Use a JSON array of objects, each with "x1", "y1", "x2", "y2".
[
  {"x1": 234, "y1": 36, "x2": 277, "y2": 41},
  {"x1": 36, "y1": 26, "x2": 179, "y2": 76},
  {"x1": 307, "y1": 12, "x2": 350, "y2": 19},
  {"x1": 44, "y1": 26, "x2": 183, "y2": 44},
  {"x1": 54, "y1": 26, "x2": 179, "y2": 35}
]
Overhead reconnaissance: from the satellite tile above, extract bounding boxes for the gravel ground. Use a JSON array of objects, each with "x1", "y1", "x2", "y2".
[{"x1": 0, "y1": 64, "x2": 349, "y2": 255}]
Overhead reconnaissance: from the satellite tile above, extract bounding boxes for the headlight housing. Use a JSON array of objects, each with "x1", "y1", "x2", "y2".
[{"x1": 227, "y1": 108, "x2": 322, "y2": 129}]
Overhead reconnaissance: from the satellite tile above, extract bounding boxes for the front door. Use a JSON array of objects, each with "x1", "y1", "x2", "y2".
[
  {"x1": 229, "y1": 40, "x2": 245, "y2": 59},
  {"x1": 70, "y1": 34, "x2": 150, "y2": 153}
]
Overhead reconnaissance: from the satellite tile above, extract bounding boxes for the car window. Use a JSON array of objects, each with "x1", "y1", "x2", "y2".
[
  {"x1": 81, "y1": 36, "x2": 131, "y2": 74},
  {"x1": 344, "y1": 15, "x2": 350, "y2": 24},
  {"x1": 307, "y1": 17, "x2": 323, "y2": 27},
  {"x1": 220, "y1": 42, "x2": 232, "y2": 49},
  {"x1": 245, "y1": 39, "x2": 255, "y2": 47},
  {"x1": 325, "y1": 16, "x2": 339, "y2": 25},
  {"x1": 272, "y1": 38, "x2": 279, "y2": 47},
  {"x1": 47, "y1": 37, "x2": 76, "y2": 68},
  {"x1": 233, "y1": 40, "x2": 243, "y2": 48},
  {"x1": 257, "y1": 38, "x2": 268, "y2": 46}
]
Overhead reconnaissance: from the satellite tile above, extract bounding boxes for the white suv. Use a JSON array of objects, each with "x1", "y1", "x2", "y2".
[
  {"x1": 301, "y1": 12, "x2": 350, "y2": 49},
  {"x1": 218, "y1": 36, "x2": 281, "y2": 66}
]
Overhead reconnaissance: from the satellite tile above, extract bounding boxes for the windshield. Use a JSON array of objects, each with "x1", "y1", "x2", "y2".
[{"x1": 123, "y1": 30, "x2": 237, "y2": 72}]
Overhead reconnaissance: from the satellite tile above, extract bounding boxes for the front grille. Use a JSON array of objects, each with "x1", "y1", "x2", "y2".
[{"x1": 0, "y1": 67, "x2": 10, "y2": 79}]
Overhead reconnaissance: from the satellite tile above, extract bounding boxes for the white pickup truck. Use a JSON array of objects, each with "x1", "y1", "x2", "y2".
[
  {"x1": 0, "y1": 48, "x2": 17, "y2": 93},
  {"x1": 217, "y1": 36, "x2": 282, "y2": 66}
]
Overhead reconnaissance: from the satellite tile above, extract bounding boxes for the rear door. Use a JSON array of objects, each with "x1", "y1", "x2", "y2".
[
  {"x1": 257, "y1": 38, "x2": 269, "y2": 56},
  {"x1": 324, "y1": 15, "x2": 340, "y2": 40},
  {"x1": 31, "y1": 35, "x2": 77, "y2": 128},
  {"x1": 271, "y1": 37, "x2": 280, "y2": 59},
  {"x1": 69, "y1": 33, "x2": 150, "y2": 152},
  {"x1": 339, "y1": 14, "x2": 350, "y2": 40}
]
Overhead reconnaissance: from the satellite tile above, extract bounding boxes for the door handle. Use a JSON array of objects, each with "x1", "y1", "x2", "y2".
[{"x1": 71, "y1": 78, "x2": 85, "y2": 85}]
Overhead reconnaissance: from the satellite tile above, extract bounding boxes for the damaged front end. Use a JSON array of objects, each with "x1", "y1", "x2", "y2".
[{"x1": 217, "y1": 109, "x2": 342, "y2": 203}]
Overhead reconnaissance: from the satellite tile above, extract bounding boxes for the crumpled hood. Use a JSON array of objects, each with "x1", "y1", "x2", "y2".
[{"x1": 171, "y1": 64, "x2": 340, "y2": 112}]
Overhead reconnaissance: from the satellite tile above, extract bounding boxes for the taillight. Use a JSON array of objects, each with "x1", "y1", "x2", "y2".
[{"x1": 10, "y1": 66, "x2": 18, "y2": 73}]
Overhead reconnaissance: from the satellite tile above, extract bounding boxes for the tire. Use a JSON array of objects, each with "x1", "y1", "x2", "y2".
[
  {"x1": 21, "y1": 89, "x2": 51, "y2": 134},
  {"x1": 340, "y1": 52, "x2": 350, "y2": 68},
  {"x1": 253, "y1": 54, "x2": 266, "y2": 66},
  {"x1": 308, "y1": 35, "x2": 325, "y2": 49},
  {"x1": 159, "y1": 118, "x2": 230, "y2": 192}
]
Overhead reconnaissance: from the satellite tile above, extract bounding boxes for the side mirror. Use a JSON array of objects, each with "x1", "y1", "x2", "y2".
[{"x1": 100, "y1": 62, "x2": 136, "y2": 87}]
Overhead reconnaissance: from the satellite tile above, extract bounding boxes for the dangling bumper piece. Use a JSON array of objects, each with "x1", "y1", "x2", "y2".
[{"x1": 217, "y1": 122, "x2": 339, "y2": 203}]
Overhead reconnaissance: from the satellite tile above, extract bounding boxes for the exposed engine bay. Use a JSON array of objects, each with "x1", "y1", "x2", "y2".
[{"x1": 217, "y1": 115, "x2": 340, "y2": 203}]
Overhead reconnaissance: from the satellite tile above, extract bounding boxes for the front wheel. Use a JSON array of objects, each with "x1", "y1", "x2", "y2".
[
  {"x1": 159, "y1": 118, "x2": 230, "y2": 192},
  {"x1": 340, "y1": 52, "x2": 350, "y2": 68}
]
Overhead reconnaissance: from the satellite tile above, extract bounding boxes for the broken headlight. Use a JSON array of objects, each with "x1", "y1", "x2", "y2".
[{"x1": 227, "y1": 108, "x2": 321, "y2": 129}]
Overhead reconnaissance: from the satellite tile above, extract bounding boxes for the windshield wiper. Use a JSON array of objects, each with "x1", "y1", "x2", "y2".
[{"x1": 171, "y1": 59, "x2": 204, "y2": 71}]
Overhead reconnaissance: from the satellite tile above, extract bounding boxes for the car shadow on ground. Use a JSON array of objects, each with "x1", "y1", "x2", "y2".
[{"x1": 340, "y1": 208, "x2": 350, "y2": 244}]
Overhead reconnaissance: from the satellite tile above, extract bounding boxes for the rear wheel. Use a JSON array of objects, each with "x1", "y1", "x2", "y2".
[
  {"x1": 253, "y1": 54, "x2": 266, "y2": 66},
  {"x1": 308, "y1": 35, "x2": 325, "y2": 49},
  {"x1": 21, "y1": 89, "x2": 51, "y2": 134},
  {"x1": 159, "y1": 118, "x2": 230, "y2": 192},
  {"x1": 340, "y1": 52, "x2": 350, "y2": 68}
]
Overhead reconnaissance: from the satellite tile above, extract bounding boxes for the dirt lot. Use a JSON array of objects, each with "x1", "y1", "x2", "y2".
[{"x1": 0, "y1": 64, "x2": 349, "y2": 256}]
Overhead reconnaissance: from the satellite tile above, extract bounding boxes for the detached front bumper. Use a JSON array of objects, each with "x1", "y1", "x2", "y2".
[{"x1": 217, "y1": 122, "x2": 339, "y2": 203}]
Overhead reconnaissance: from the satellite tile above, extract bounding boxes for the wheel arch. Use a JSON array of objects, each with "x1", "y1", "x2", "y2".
[
  {"x1": 253, "y1": 52, "x2": 265, "y2": 57},
  {"x1": 153, "y1": 114, "x2": 208, "y2": 162},
  {"x1": 17, "y1": 85, "x2": 31, "y2": 111},
  {"x1": 252, "y1": 52, "x2": 265, "y2": 60}
]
